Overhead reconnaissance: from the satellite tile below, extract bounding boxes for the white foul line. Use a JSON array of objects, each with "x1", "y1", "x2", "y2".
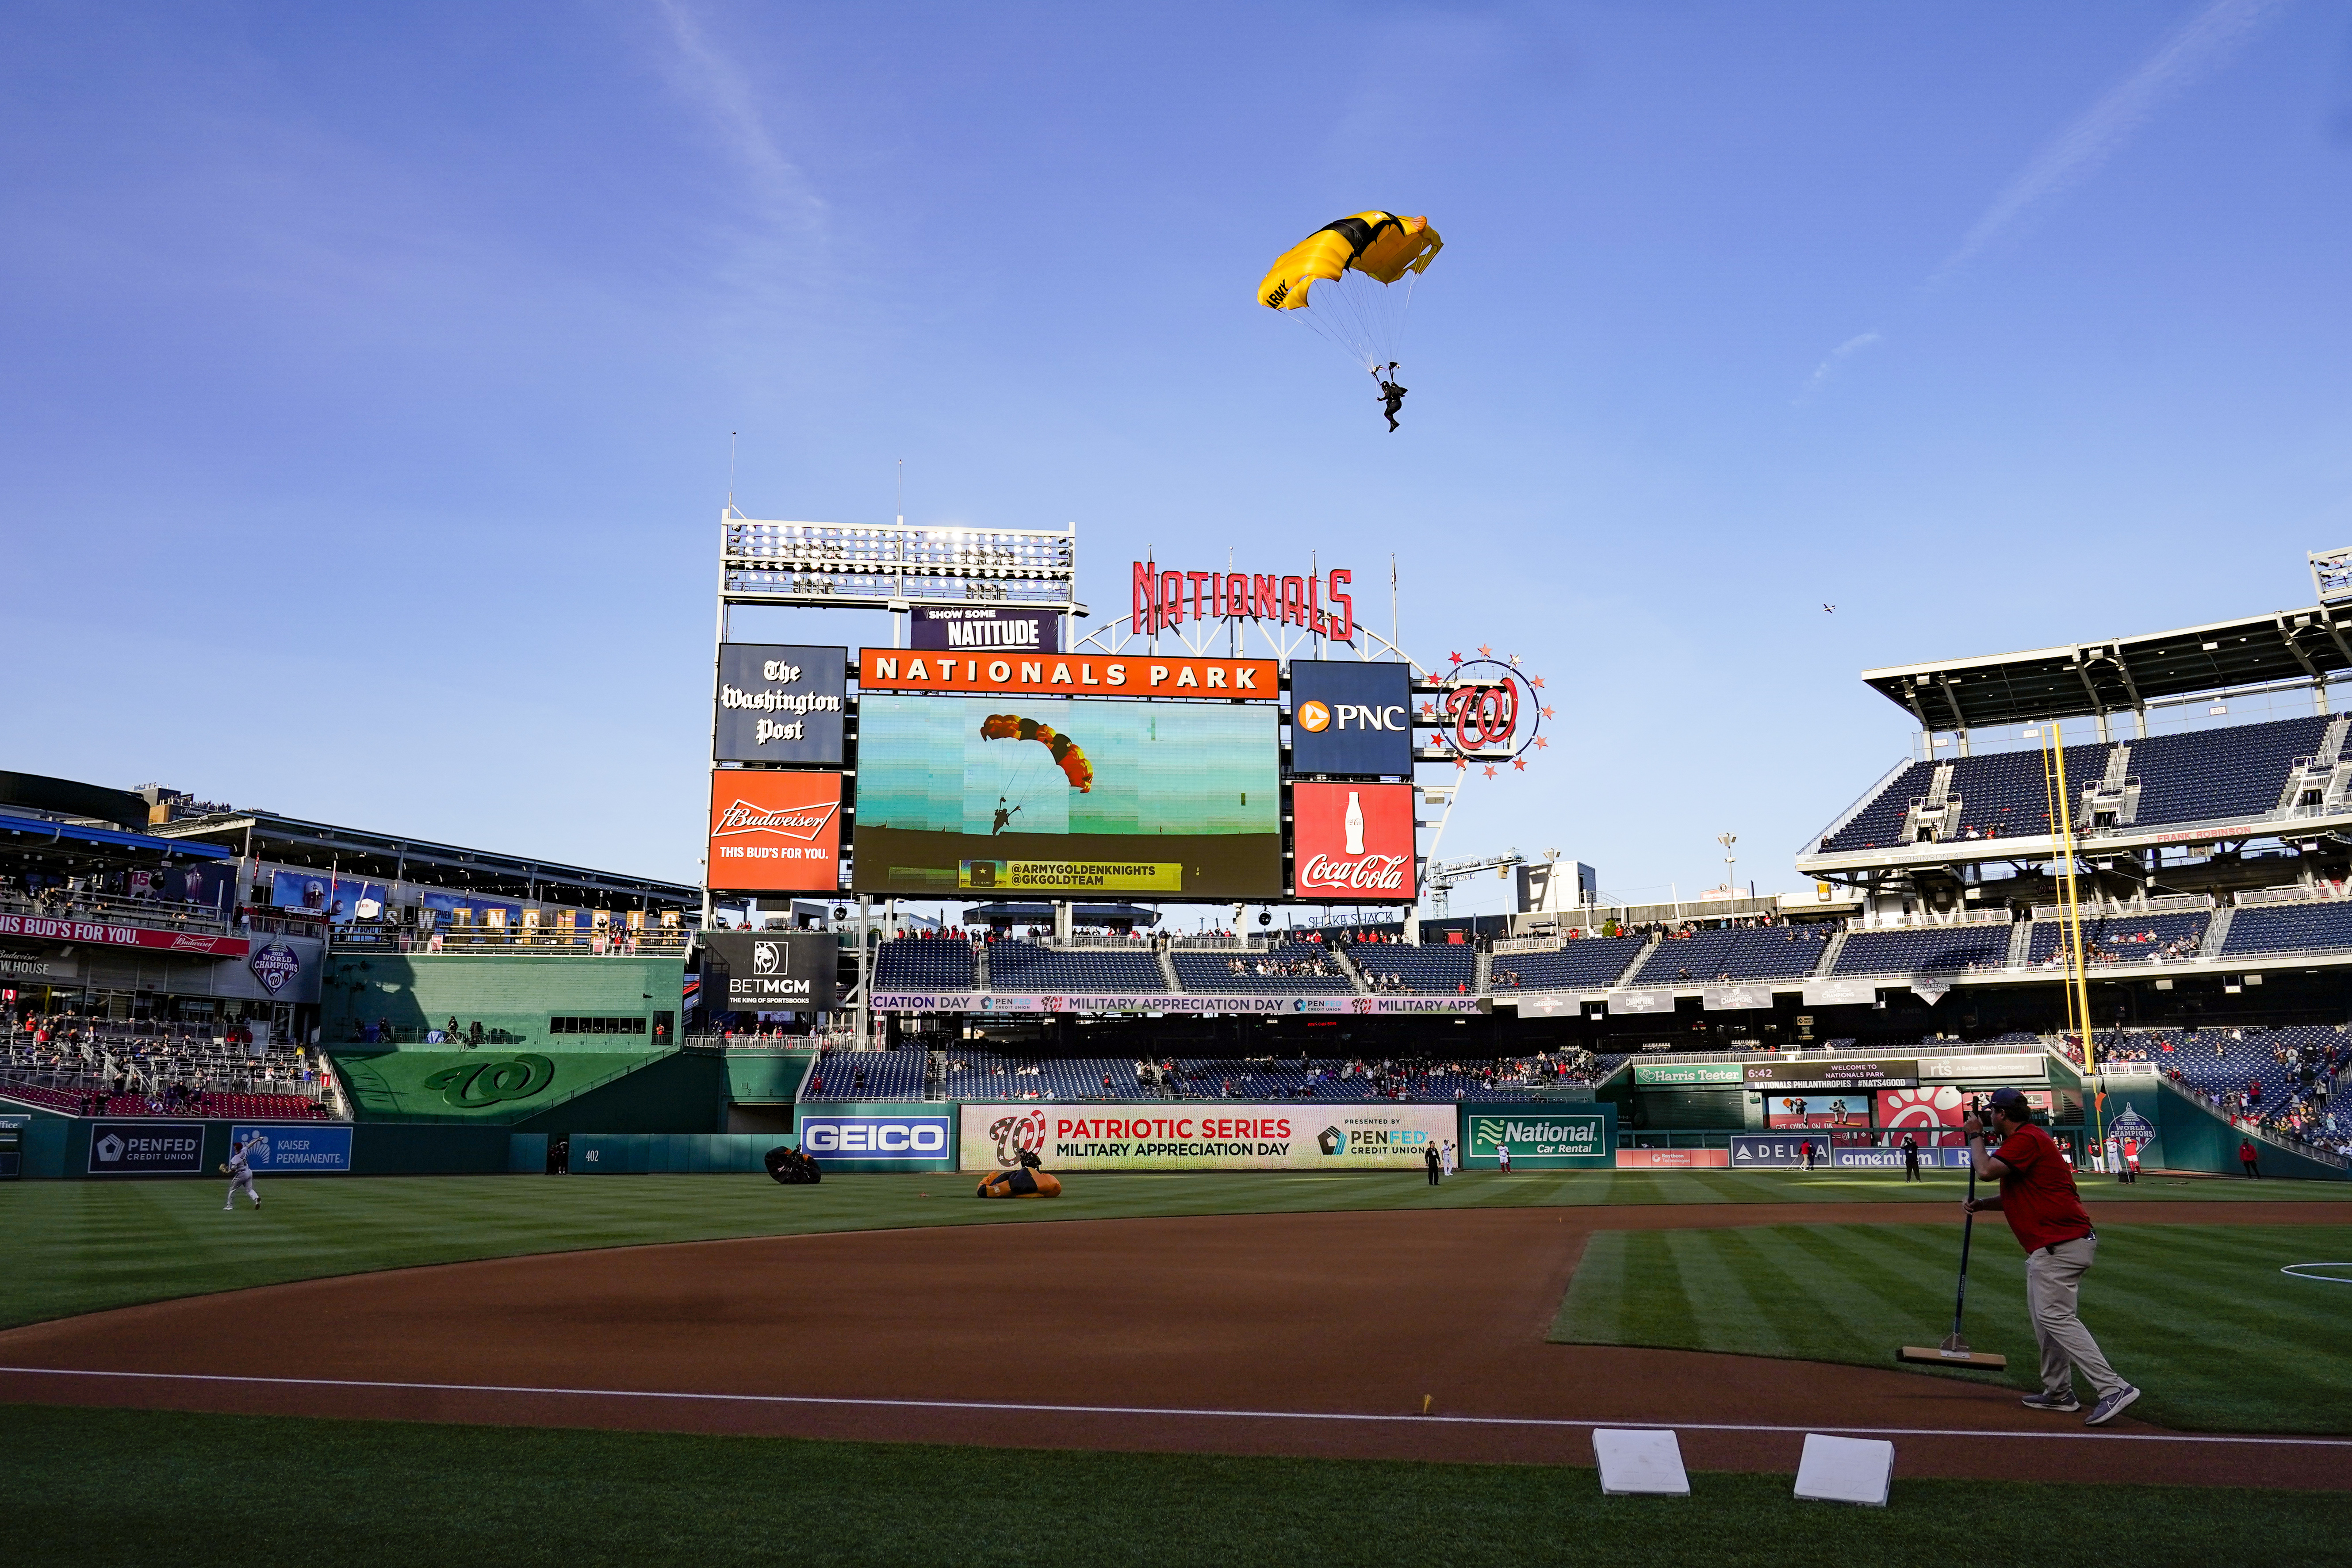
[{"x1": 2, "y1": 1366, "x2": 2347, "y2": 1450}]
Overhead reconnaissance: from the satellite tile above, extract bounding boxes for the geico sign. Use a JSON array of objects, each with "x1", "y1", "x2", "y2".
[
  {"x1": 1298, "y1": 853, "x2": 1410, "y2": 892},
  {"x1": 799, "y1": 1118, "x2": 949, "y2": 1158},
  {"x1": 1296, "y1": 702, "x2": 1407, "y2": 734}
]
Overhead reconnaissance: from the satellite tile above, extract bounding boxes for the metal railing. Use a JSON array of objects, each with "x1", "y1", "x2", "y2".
[
  {"x1": 0, "y1": 889, "x2": 231, "y2": 936},
  {"x1": 330, "y1": 925, "x2": 690, "y2": 955}
]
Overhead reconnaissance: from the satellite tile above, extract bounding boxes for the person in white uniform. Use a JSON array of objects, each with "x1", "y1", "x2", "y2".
[{"x1": 222, "y1": 1135, "x2": 264, "y2": 1212}]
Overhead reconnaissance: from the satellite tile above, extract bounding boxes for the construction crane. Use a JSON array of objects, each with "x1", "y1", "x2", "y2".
[{"x1": 1424, "y1": 849, "x2": 1523, "y2": 920}]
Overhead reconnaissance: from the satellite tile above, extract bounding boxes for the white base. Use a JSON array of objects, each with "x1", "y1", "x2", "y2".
[
  {"x1": 1592, "y1": 1428, "x2": 1690, "y2": 1496},
  {"x1": 1793, "y1": 1433, "x2": 1893, "y2": 1507}
]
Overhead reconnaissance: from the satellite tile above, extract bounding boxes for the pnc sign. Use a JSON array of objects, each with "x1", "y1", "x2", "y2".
[{"x1": 1290, "y1": 660, "x2": 1414, "y2": 776}]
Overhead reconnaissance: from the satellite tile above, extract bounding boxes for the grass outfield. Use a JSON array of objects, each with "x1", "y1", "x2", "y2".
[
  {"x1": 2, "y1": 1166, "x2": 2342, "y2": 1330},
  {"x1": 9, "y1": 1405, "x2": 2348, "y2": 1568},
  {"x1": 1552, "y1": 1222, "x2": 2352, "y2": 1434}
]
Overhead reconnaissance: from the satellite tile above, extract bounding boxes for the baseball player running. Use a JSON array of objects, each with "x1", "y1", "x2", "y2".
[{"x1": 222, "y1": 1135, "x2": 264, "y2": 1212}]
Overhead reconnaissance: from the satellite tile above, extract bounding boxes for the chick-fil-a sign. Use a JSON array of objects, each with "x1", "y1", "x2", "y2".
[{"x1": 1134, "y1": 561, "x2": 1354, "y2": 641}]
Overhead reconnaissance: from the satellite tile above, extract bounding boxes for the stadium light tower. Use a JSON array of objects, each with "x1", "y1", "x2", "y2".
[{"x1": 1717, "y1": 832, "x2": 1737, "y2": 897}]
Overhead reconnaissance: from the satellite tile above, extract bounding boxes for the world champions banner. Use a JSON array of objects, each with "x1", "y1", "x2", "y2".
[{"x1": 958, "y1": 1103, "x2": 1457, "y2": 1172}]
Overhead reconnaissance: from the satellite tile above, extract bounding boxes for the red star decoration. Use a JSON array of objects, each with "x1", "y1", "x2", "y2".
[
  {"x1": 1454, "y1": 756, "x2": 1467, "y2": 770},
  {"x1": 1535, "y1": 736, "x2": 1549, "y2": 749},
  {"x1": 1477, "y1": 644, "x2": 1494, "y2": 657},
  {"x1": 1513, "y1": 758, "x2": 1527, "y2": 771},
  {"x1": 1420, "y1": 700, "x2": 1436, "y2": 715},
  {"x1": 1528, "y1": 675, "x2": 1544, "y2": 689},
  {"x1": 1482, "y1": 765, "x2": 1498, "y2": 778},
  {"x1": 1447, "y1": 651, "x2": 1463, "y2": 666},
  {"x1": 1541, "y1": 705, "x2": 1555, "y2": 720}
]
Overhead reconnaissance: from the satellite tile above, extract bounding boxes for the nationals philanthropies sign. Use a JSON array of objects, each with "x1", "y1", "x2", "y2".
[
  {"x1": 960, "y1": 1103, "x2": 1454, "y2": 1171},
  {"x1": 706, "y1": 770, "x2": 843, "y2": 892},
  {"x1": 1290, "y1": 782, "x2": 1415, "y2": 901}
]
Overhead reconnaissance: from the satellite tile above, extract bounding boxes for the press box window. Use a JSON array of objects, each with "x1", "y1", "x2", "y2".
[{"x1": 548, "y1": 1017, "x2": 648, "y2": 1035}]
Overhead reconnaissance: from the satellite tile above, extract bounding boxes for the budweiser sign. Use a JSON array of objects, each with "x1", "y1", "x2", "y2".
[
  {"x1": 0, "y1": 913, "x2": 249, "y2": 958},
  {"x1": 712, "y1": 799, "x2": 839, "y2": 839},
  {"x1": 1290, "y1": 782, "x2": 1416, "y2": 903},
  {"x1": 706, "y1": 770, "x2": 843, "y2": 893}
]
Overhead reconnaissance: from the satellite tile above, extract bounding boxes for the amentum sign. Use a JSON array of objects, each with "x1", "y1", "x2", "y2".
[
  {"x1": 1291, "y1": 782, "x2": 1415, "y2": 902},
  {"x1": 1290, "y1": 660, "x2": 1414, "y2": 777},
  {"x1": 713, "y1": 644, "x2": 847, "y2": 764}
]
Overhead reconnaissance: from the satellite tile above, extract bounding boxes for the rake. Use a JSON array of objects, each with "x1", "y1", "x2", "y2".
[{"x1": 1897, "y1": 1162, "x2": 2008, "y2": 1370}]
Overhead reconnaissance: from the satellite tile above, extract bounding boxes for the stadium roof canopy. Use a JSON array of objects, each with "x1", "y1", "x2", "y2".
[
  {"x1": 153, "y1": 809, "x2": 698, "y2": 911},
  {"x1": 1862, "y1": 601, "x2": 2352, "y2": 732}
]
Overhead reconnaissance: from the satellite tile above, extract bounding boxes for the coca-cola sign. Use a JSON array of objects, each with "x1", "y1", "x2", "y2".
[
  {"x1": 1291, "y1": 782, "x2": 1416, "y2": 903},
  {"x1": 706, "y1": 770, "x2": 843, "y2": 893}
]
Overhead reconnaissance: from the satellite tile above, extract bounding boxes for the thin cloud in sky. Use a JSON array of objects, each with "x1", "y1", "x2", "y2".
[
  {"x1": 1798, "y1": 330, "x2": 1883, "y2": 398},
  {"x1": 651, "y1": 0, "x2": 827, "y2": 238},
  {"x1": 1930, "y1": 0, "x2": 2295, "y2": 288}
]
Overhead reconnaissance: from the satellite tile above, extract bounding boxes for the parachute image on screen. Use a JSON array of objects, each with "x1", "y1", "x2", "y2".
[{"x1": 852, "y1": 695, "x2": 1280, "y2": 898}]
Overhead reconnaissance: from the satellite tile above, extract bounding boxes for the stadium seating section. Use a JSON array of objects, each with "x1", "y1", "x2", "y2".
[
  {"x1": 1630, "y1": 926, "x2": 1835, "y2": 986},
  {"x1": 1820, "y1": 713, "x2": 2337, "y2": 853},
  {"x1": 873, "y1": 936, "x2": 976, "y2": 990},
  {"x1": 801, "y1": 1050, "x2": 929, "y2": 1101},
  {"x1": 986, "y1": 943, "x2": 1167, "y2": 993},
  {"x1": 2222, "y1": 900, "x2": 2352, "y2": 958},
  {"x1": 1832, "y1": 926, "x2": 2011, "y2": 975},
  {"x1": 1352, "y1": 943, "x2": 1477, "y2": 994},
  {"x1": 1487, "y1": 937, "x2": 1650, "y2": 992},
  {"x1": 1171, "y1": 951, "x2": 1354, "y2": 993},
  {"x1": 2025, "y1": 912, "x2": 2207, "y2": 966}
]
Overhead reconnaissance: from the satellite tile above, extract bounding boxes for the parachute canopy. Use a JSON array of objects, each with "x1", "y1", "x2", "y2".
[
  {"x1": 981, "y1": 714, "x2": 1093, "y2": 793},
  {"x1": 1256, "y1": 211, "x2": 1442, "y2": 375}
]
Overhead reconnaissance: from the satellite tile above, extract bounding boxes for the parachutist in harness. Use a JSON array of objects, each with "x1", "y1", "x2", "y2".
[
  {"x1": 991, "y1": 797, "x2": 1022, "y2": 836},
  {"x1": 1375, "y1": 363, "x2": 1407, "y2": 431}
]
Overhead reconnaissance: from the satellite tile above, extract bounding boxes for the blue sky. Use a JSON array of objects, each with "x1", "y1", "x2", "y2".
[{"x1": 6, "y1": 1, "x2": 2350, "y2": 918}]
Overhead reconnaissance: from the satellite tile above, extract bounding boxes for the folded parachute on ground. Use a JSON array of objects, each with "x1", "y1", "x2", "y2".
[
  {"x1": 765, "y1": 1145, "x2": 822, "y2": 1185},
  {"x1": 976, "y1": 1147, "x2": 1061, "y2": 1199},
  {"x1": 980, "y1": 714, "x2": 1094, "y2": 793}
]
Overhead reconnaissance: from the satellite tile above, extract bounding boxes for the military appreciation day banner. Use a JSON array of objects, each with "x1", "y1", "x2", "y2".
[{"x1": 958, "y1": 1102, "x2": 1458, "y2": 1172}]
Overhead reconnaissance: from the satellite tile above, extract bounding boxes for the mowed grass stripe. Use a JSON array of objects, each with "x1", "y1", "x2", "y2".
[
  {"x1": 3, "y1": 1165, "x2": 2344, "y2": 1332},
  {"x1": 9, "y1": 1403, "x2": 2351, "y2": 1567},
  {"x1": 1551, "y1": 1223, "x2": 2352, "y2": 1434}
]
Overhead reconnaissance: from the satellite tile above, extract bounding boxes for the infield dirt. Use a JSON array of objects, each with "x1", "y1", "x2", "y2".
[{"x1": 4, "y1": 1201, "x2": 2346, "y2": 1488}]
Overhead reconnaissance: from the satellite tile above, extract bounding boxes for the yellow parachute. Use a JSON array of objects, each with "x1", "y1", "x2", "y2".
[{"x1": 1257, "y1": 212, "x2": 1442, "y2": 386}]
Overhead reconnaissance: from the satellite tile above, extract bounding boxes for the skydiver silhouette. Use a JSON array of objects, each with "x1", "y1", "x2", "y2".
[
  {"x1": 991, "y1": 797, "x2": 1022, "y2": 836},
  {"x1": 1375, "y1": 362, "x2": 1406, "y2": 432}
]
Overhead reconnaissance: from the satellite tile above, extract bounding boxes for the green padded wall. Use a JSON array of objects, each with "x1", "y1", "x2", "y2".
[{"x1": 320, "y1": 953, "x2": 684, "y2": 1051}]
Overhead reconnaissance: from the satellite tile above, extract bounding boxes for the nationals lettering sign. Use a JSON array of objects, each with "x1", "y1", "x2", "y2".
[
  {"x1": 959, "y1": 1103, "x2": 1454, "y2": 1171},
  {"x1": 1290, "y1": 782, "x2": 1415, "y2": 902},
  {"x1": 1132, "y1": 562, "x2": 1355, "y2": 641},
  {"x1": 706, "y1": 771, "x2": 843, "y2": 893},
  {"x1": 858, "y1": 649, "x2": 1277, "y2": 701},
  {"x1": 0, "y1": 913, "x2": 247, "y2": 958},
  {"x1": 1290, "y1": 660, "x2": 1414, "y2": 777}
]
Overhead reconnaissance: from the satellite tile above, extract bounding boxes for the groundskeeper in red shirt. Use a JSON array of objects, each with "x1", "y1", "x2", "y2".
[{"x1": 1965, "y1": 1085, "x2": 2138, "y2": 1426}]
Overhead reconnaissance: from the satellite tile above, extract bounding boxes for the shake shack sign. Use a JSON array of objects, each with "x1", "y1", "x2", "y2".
[
  {"x1": 703, "y1": 931, "x2": 837, "y2": 1012},
  {"x1": 88, "y1": 1121, "x2": 206, "y2": 1175}
]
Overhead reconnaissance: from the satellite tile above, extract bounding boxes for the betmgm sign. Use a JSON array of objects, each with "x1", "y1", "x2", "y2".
[{"x1": 702, "y1": 931, "x2": 837, "y2": 1013}]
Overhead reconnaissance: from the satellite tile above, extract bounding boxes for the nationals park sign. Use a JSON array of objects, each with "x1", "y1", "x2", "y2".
[{"x1": 960, "y1": 1103, "x2": 1455, "y2": 1171}]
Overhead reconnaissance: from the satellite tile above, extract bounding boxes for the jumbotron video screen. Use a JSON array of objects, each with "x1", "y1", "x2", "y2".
[{"x1": 851, "y1": 694, "x2": 1280, "y2": 897}]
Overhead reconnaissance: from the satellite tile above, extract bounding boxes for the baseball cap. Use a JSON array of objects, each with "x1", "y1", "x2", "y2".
[{"x1": 1986, "y1": 1086, "x2": 2030, "y2": 1112}]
